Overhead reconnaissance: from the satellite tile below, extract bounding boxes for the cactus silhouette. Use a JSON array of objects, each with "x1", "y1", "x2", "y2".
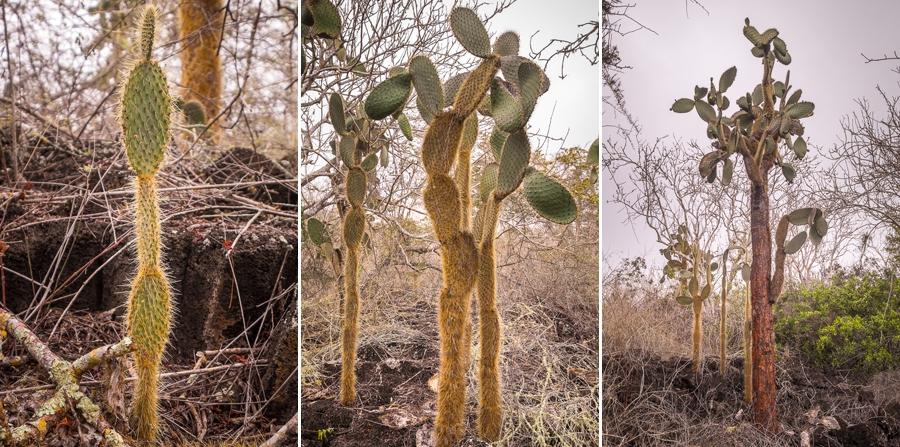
[
  {"x1": 670, "y1": 18, "x2": 824, "y2": 434},
  {"x1": 179, "y1": 0, "x2": 223, "y2": 131},
  {"x1": 361, "y1": 7, "x2": 577, "y2": 445},
  {"x1": 119, "y1": 4, "x2": 173, "y2": 441}
]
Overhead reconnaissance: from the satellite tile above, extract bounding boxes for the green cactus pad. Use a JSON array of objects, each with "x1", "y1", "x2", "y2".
[
  {"x1": 784, "y1": 231, "x2": 806, "y2": 254},
  {"x1": 416, "y1": 97, "x2": 435, "y2": 124},
  {"x1": 480, "y1": 162, "x2": 499, "y2": 202},
  {"x1": 522, "y1": 167, "x2": 576, "y2": 224},
  {"x1": 128, "y1": 270, "x2": 171, "y2": 363},
  {"x1": 380, "y1": 145, "x2": 389, "y2": 167},
  {"x1": 760, "y1": 28, "x2": 779, "y2": 45},
  {"x1": 364, "y1": 72, "x2": 412, "y2": 120},
  {"x1": 453, "y1": 55, "x2": 500, "y2": 119},
  {"x1": 340, "y1": 133, "x2": 357, "y2": 167},
  {"x1": 742, "y1": 25, "x2": 764, "y2": 46},
  {"x1": 490, "y1": 126, "x2": 507, "y2": 161},
  {"x1": 360, "y1": 153, "x2": 379, "y2": 172},
  {"x1": 449, "y1": 7, "x2": 492, "y2": 58},
  {"x1": 698, "y1": 151, "x2": 718, "y2": 178},
  {"x1": 461, "y1": 113, "x2": 478, "y2": 151},
  {"x1": 138, "y1": 5, "x2": 157, "y2": 60},
  {"x1": 815, "y1": 215, "x2": 828, "y2": 237},
  {"x1": 122, "y1": 61, "x2": 171, "y2": 177},
  {"x1": 517, "y1": 60, "x2": 543, "y2": 123},
  {"x1": 786, "y1": 88, "x2": 802, "y2": 106},
  {"x1": 182, "y1": 101, "x2": 206, "y2": 126},
  {"x1": 786, "y1": 101, "x2": 814, "y2": 119},
  {"x1": 751, "y1": 84, "x2": 763, "y2": 106},
  {"x1": 423, "y1": 173, "x2": 462, "y2": 243},
  {"x1": 675, "y1": 295, "x2": 693, "y2": 306},
  {"x1": 308, "y1": 0, "x2": 341, "y2": 39},
  {"x1": 397, "y1": 112, "x2": 413, "y2": 141},
  {"x1": 490, "y1": 78, "x2": 523, "y2": 133},
  {"x1": 499, "y1": 55, "x2": 522, "y2": 86},
  {"x1": 305, "y1": 217, "x2": 330, "y2": 246},
  {"x1": 718, "y1": 66, "x2": 737, "y2": 93},
  {"x1": 343, "y1": 208, "x2": 366, "y2": 248},
  {"x1": 694, "y1": 100, "x2": 716, "y2": 123},
  {"x1": 722, "y1": 158, "x2": 733, "y2": 185},
  {"x1": 346, "y1": 167, "x2": 367, "y2": 207},
  {"x1": 422, "y1": 113, "x2": 464, "y2": 176},
  {"x1": 787, "y1": 208, "x2": 813, "y2": 226},
  {"x1": 409, "y1": 55, "x2": 444, "y2": 117},
  {"x1": 493, "y1": 31, "x2": 519, "y2": 56},
  {"x1": 781, "y1": 163, "x2": 796, "y2": 183},
  {"x1": 442, "y1": 72, "x2": 468, "y2": 108},
  {"x1": 671, "y1": 98, "x2": 695, "y2": 113},
  {"x1": 329, "y1": 93, "x2": 346, "y2": 135},
  {"x1": 773, "y1": 36, "x2": 787, "y2": 54},
  {"x1": 791, "y1": 136, "x2": 806, "y2": 159},
  {"x1": 495, "y1": 128, "x2": 530, "y2": 200},
  {"x1": 588, "y1": 138, "x2": 599, "y2": 165}
]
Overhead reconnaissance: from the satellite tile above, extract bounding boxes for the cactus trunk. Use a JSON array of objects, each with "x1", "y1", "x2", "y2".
[
  {"x1": 340, "y1": 246, "x2": 359, "y2": 404},
  {"x1": 744, "y1": 284, "x2": 753, "y2": 404},
  {"x1": 476, "y1": 237, "x2": 502, "y2": 441},
  {"x1": 179, "y1": 0, "x2": 223, "y2": 127},
  {"x1": 720, "y1": 263, "x2": 728, "y2": 375},
  {"x1": 691, "y1": 299, "x2": 702, "y2": 373},
  {"x1": 748, "y1": 160, "x2": 778, "y2": 435}
]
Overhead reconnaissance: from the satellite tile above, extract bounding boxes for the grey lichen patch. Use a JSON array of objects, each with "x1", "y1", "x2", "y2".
[{"x1": 74, "y1": 389, "x2": 101, "y2": 424}]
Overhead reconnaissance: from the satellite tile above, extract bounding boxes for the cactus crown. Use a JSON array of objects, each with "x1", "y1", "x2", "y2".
[{"x1": 138, "y1": 4, "x2": 158, "y2": 60}]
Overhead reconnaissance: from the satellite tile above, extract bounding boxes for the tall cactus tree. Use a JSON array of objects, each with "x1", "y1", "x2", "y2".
[
  {"x1": 179, "y1": 0, "x2": 224, "y2": 128},
  {"x1": 119, "y1": 4, "x2": 174, "y2": 440},
  {"x1": 718, "y1": 244, "x2": 745, "y2": 375},
  {"x1": 670, "y1": 19, "x2": 824, "y2": 435},
  {"x1": 362, "y1": 7, "x2": 576, "y2": 445}
]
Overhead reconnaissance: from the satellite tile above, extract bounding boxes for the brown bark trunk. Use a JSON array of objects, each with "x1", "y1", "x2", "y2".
[{"x1": 747, "y1": 159, "x2": 779, "y2": 435}]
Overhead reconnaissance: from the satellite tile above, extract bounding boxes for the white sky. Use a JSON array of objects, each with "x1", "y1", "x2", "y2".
[{"x1": 602, "y1": 0, "x2": 900, "y2": 265}]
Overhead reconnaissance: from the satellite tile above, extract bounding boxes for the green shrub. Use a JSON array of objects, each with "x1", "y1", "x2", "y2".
[{"x1": 775, "y1": 268, "x2": 900, "y2": 373}]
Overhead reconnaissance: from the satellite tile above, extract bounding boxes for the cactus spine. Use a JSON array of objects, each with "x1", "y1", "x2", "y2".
[
  {"x1": 120, "y1": 5, "x2": 173, "y2": 441},
  {"x1": 179, "y1": 0, "x2": 223, "y2": 127}
]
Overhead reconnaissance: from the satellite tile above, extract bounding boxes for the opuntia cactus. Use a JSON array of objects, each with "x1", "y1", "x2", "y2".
[
  {"x1": 119, "y1": 4, "x2": 173, "y2": 441},
  {"x1": 361, "y1": 7, "x2": 577, "y2": 445},
  {"x1": 179, "y1": 0, "x2": 224, "y2": 132}
]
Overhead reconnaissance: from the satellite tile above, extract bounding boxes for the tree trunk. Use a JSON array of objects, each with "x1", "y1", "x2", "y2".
[
  {"x1": 744, "y1": 285, "x2": 753, "y2": 404},
  {"x1": 748, "y1": 161, "x2": 778, "y2": 435}
]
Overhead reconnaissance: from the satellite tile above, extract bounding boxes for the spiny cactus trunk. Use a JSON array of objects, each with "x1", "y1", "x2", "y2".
[
  {"x1": 744, "y1": 285, "x2": 753, "y2": 404},
  {"x1": 720, "y1": 266, "x2": 728, "y2": 375},
  {"x1": 339, "y1": 247, "x2": 359, "y2": 404},
  {"x1": 748, "y1": 161, "x2": 778, "y2": 435},
  {"x1": 179, "y1": 0, "x2": 223, "y2": 127},
  {"x1": 691, "y1": 299, "x2": 702, "y2": 373},
  {"x1": 476, "y1": 237, "x2": 502, "y2": 441}
]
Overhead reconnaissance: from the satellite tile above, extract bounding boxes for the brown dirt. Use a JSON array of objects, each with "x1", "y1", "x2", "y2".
[{"x1": 603, "y1": 349, "x2": 900, "y2": 446}]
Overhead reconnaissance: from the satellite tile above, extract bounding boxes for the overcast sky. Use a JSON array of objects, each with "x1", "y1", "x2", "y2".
[
  {"x1": 602, "y1": 0, "x2": 900, "y2": 266},
  {"x1": 486, "y1": 0, "x2": 600, "y2": 152}
]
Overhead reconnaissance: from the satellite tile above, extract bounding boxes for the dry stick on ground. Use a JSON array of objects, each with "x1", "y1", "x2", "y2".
[
  {"x1": 259, "y1": 412, "x2": 297, "y2": 447},
  {"x1": 0, "y1": 309, "x2": 133, "y2": 446}
]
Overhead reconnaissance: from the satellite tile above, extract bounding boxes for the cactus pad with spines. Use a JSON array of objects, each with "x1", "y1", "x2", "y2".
[
  {"x1": 340, "y1": 133, "x2": 357, "y2": 167},
  {"x1": 361, "y1": 153, "x2": 379, "y2": 172},
  {"x1": 450, "y1": 7, "x2": 492, "y2": 58},
  {"x1": 330, "y1": 93, "x2": 347, "y2": 135},
  {"x1": 409, "y1": 55, "x2": 444, "y2": 117},
  {"x1": 365, "y1": 72, "x2": 412, "y2": 120},
  {"x1": 452, "y1": 55, "x2": 500, "y2": 119},
  {"x1": 480, "y1": 163, "x2": 499, "y2": 202},
  {"x1": 490, "y1": 127, "x2": 508, "y2": 161},
  {"x1": 346, "y1": 167, "x2": 367, "y2": 207},
  {"x1": 343, "y1": 208, "x2": 366, "y2": 248},
  {"x1": 490, "y1": 78, "x2": 524, "y2": 133},
  {"x1": 122, "y1": 61, "x2": 171, "y2": 176},
  {"x1": 516, "y1": 60, "x2": 544, "y2": 123},
  {"x1": 442, "y1": 72, "x2": 469, "y2": 108},
  {"x1": 183, "y1": 100, "x2": 206, "y2": 125},
  {"x1": 493, "y1": 31, "x2": 519, "y2": 56},
  {"x1": 138, "y1": 5, "x2": 156, "y2": 60},
  {"x1": 495, "y1": 128, "x2": 530, "y2": 200},
  {"x1": 308, "y1": 0, "x2": 341, "y2": 38},
  {"x1": 424, "y1": 174, "x2": 462, "y2": 243},
  {"x1": 522, "y1": 167, "x2": 577, "y2": 224}
]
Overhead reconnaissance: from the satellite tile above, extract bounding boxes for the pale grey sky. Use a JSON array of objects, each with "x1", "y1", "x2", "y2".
[
  {"x1": 487, "y1": 0, "x2": 600, "y2": 152},
  {"x1": 602, "y1": 0, "x2": 900, "y2": 265}
]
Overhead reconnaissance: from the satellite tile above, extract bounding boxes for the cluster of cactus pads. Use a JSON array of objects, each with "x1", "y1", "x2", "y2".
[
  {"x1": 119, "y1": 4, "x2": 173, "y2": 441},
  {"x1": 348, "y1": 7, "x2": 576, "y2": 446}
]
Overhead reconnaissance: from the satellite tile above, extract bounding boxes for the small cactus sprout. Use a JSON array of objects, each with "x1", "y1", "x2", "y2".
[{"x1": 119, "y1": 4, "x2": 173, "y2": 441}]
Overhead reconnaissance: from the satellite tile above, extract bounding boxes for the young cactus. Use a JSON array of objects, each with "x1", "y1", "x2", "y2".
[{"x1": 119, "y1": 4, "x2": 173, "y2": 441}]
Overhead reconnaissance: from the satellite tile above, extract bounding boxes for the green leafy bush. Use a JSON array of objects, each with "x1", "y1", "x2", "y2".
[{"x1": 775, "y1": 268, "x2": 900, "y2": 373}]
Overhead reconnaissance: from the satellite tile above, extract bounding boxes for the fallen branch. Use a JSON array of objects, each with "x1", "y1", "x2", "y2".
[
  {"x1": 0, "y1": 309, "x2": 133, "y2": 446},
  {"x1": 259, "y1": 412, "x2": 297, "y2": 447}
]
